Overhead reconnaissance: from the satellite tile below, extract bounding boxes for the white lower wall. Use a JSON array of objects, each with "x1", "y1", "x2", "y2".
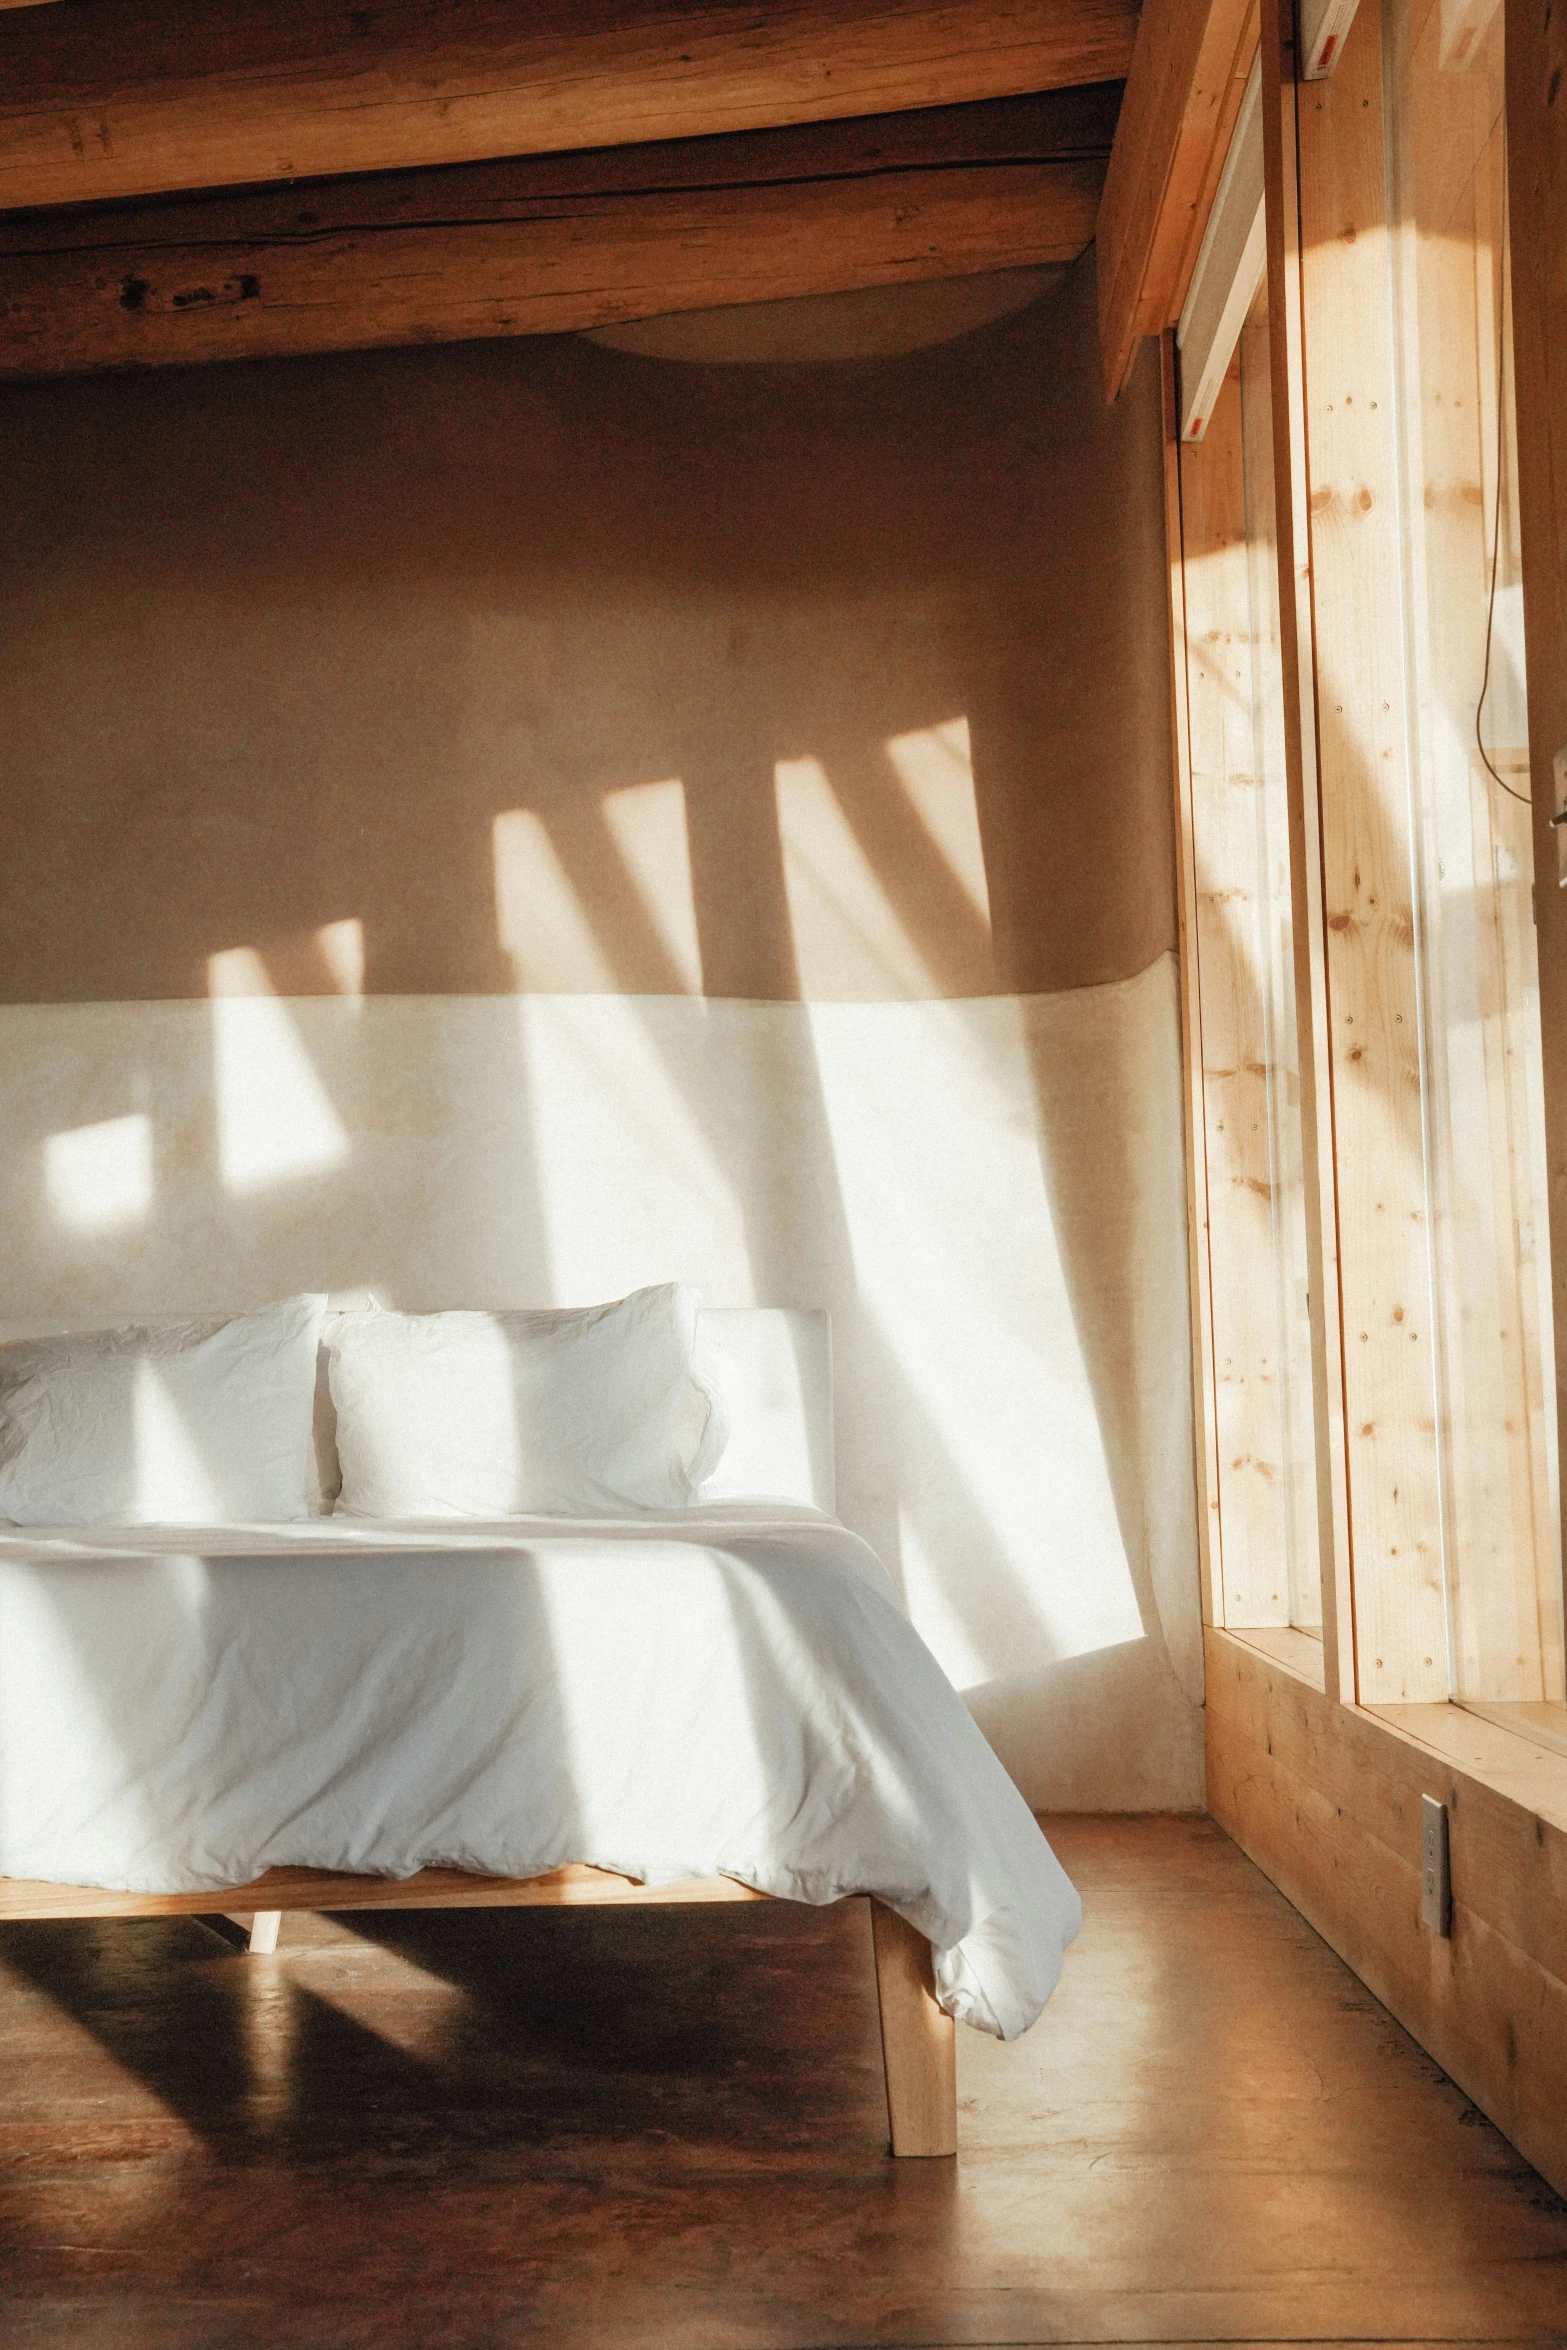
[{"x1": 0, "y1": 952, "x2": 1204, "y2": 1809}]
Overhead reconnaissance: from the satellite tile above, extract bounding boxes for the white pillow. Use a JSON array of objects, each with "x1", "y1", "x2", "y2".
[
  {"x1": 325, "y1": 1283, "x2": 727, "y2": 1517},
  {"x1": 0, "y1": 1296, "x2": 327, "y2": 1525}
]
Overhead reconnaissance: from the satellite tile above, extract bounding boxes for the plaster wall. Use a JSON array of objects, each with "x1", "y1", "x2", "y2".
[{"x1": 0, "y1": 253, "x2": 1205, "y2": 1809}]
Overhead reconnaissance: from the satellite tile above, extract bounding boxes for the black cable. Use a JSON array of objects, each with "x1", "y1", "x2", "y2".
[{"x1": 1476, "y1": 126, "x2": 1531, "y2": 810}]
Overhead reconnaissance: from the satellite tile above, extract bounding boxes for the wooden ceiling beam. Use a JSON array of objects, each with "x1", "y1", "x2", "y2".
[
  {"x1": 1095, "y1": 0, "x2": 1258, "y2": 399},
  {"x1": 0, "y1": 0, "x2": 1137, "y2": 215},
  {"x1": 0, "y1": 86, "x2": 1117, "y2": 378}
]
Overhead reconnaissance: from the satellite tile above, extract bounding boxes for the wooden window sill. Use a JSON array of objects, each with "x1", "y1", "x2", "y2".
[
  {"x1": 1367, "y1": 1700, "x2": 1567, "y2": 1838},
  {"x1": 1222, "y1": 1622, "x2": 1327, "y2": 1692}
]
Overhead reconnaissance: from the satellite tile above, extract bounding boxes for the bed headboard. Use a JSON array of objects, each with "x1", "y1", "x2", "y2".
[{"x1": 696, "y1": 1308, "x2": 835, "y2": 1514}]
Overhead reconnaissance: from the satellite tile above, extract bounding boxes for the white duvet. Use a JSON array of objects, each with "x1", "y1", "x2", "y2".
[{"x1": 0, "y1": 1505, "x2": 1081, "y2": 2038}]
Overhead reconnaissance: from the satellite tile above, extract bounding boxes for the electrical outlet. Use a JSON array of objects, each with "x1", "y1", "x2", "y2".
[{"x1": 1421, "y1": 1795, "x2": 1452, "y2": 1936}]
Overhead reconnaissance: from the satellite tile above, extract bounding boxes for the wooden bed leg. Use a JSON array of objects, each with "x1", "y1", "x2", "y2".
[
  {"x1": 247, "y1": 1910, "x2": 282, "y2": 1954},
  {"x1": 869, "y1": 1898, "x2": 957, "y2": 2157}
]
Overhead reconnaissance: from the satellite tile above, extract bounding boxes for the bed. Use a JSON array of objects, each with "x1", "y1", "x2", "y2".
[{"x1": 0, "y1": 1307, "x2": 1082, "y2": 2156}]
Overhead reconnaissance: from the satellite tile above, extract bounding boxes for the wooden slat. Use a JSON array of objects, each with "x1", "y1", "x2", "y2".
[
  {"x1": 1096, "y1": 0, "x2": 1259, "y2": 399},
  {"x1": 1259, "y1": 0, "x2": 1354, "y2": 1698},
  {"x1": 1206, "y1": 1626, "x2": 1567, "y2": 2199},
  {"x1": 0, "y1": 0, "x2": 1139, "y2": 215},
  {"x1": 0, "y1": 91, "x2": 1115, "y2": 377},
  {"x1": 1161, "y1": 331, "x2": 1227, "y2": 1628},
  {"x1": 1401, "y1": 54, "x2": 1557, "y2": 1706},
  {"x1": 1295, "y1": 0, "x2": 1446, "y2": 1705},
  {"x1": 0, "y1": 1862, "x2": 772, "y2": 1922},
  {"x1": 1178, "y1": 356, "x2": 1298, "y2": 1631},
  {"x1": 1507, "y1": 0, "x2": 1567, "y2": 1665}
]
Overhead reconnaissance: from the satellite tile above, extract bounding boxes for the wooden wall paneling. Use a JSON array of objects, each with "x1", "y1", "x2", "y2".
[
  {"x1": 1507, "y1": 0, "x2": 1567, "y2": 1678},
  {"x1": 1237, "y1": 293, "x2": 1326, "y2": 1642},
  {"x1": 1096, "y1": 0, "x2": 1260, "y2": 398},
  {"x1": 1178, "y1": 359, "x2": 1295, "y2": 1628},
  {"x1": 1206, "y1": 1626, "x2": 1567, "y2": 2199},
  {"x1": 0, "y1": 91, "x2": 1114, "y2": 378},
  {"x1": 1387, "y1": 11, "x2": 1558, "y2": 1708},
  {"x1": 1294, "y1": 0, "x2": 1447, "y2": 1703},
  {"x1": 0, "y1": 0, "x2": 1139, "y2": 214},
  {"x1": 1162, "y1": 330, "x2": 1227, "y2": 1627},
  {"x1": 1260, "y1": 0, "x2": 1354, "y2": 1697}
]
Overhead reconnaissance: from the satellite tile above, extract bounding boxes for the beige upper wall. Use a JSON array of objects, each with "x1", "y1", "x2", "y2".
[{"x1": 0, "y1": 251, "x2": 1173, "y2": 1007}]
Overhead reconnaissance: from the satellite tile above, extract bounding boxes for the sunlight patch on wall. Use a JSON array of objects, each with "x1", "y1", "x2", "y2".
[
  {"x1": 884, "y1": 719, "x2": 992, "y2": 927},
  {"x1": 44, "y1": 1113, "x2": 153, "y2": 1233},
  {"x1": 494, "y1": 809, "x2": 617, "y2": 992},
  {"x1": 316, "y1": 917, "x2": 366, "y2": 998},
  {"x1": 810, "y1": 998, "x2": 1145, "y2": 1677},
  {"x1": 207, "y1": 947, "x2": 350, "y2": 1193},
  {"x1": 514, "y1": 992, "x2": 749, "y2": 1304},
  {"x1": 601, "y1": 779, "x2": 702, "y2": 993},
  {"x1": 776, "y1": 756, "x2": 937, "y2": 998}
]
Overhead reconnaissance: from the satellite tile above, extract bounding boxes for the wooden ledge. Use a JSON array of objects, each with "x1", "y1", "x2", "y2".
[
  {"x1": 1207, "y1": 1625, "x2": 1567, "y2": 2198},
  {"x1": 1224, "y1": 1622, "x2": 1328, "y2": 1692}
]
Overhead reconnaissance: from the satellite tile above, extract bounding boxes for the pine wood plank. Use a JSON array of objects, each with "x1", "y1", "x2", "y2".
[
  {"x1": 1259, "y1": 0, "x2": 1355, "y2": 1699},
  {"x1": 1454, "y1": 1699, "x2": 1567, "y2": 1760},
  {"x1": 1096, "y1": 0, "x2": 1259, "y2": 398},
  {"x1": 1206, "y1": 1625, "x2": 1567, "y2": 2199},
  {"x1": 1161, "y1": 328, "x2": 1227, "y2": 1628},
  {"x1": 0, "y1": 0, "x2": 1139, "y2": 214},
  {"x1": 1295, "y1": 0, "x2": 1448, "y2": 1703},
  {"x1": 1177, "y1": 359, "x2": 1297, "y2": 1630},
  {"x1": 1207, "y1": 1629, "x2": 1567, "y2": 1965},
  {"x1": 1506, "y1": 0, "x2": 1567, "y2": 1692},
  {"x1": 1227, "y1": 1620, "x2": 1327, "y2": 1685},
  {"x1": 1389, "y1": 1, "x2": 1559, "y2": 1710},
  {"x1": 1375, "y1": 1696, "x2": 1567, "y2": 1812}
]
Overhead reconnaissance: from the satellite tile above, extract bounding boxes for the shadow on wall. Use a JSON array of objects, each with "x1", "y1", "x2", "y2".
[{"x1": 0, "y1": 252, "x2": 1204, "y2": 1808}]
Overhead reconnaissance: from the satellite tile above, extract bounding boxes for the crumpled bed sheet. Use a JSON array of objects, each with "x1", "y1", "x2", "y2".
[{"x1": 0, "y1": 1503, "x2": 1081, "y2": 2039}]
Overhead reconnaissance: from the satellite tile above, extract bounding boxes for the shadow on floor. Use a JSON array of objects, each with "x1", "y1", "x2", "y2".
[{"x1": 1, "y1": 1817, "x2": 1564, "y2": 2350}]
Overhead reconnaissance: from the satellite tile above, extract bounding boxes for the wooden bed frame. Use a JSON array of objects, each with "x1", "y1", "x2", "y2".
[{"x1": 0, "y1": 1862, "x2": 958, "y2": 2157}]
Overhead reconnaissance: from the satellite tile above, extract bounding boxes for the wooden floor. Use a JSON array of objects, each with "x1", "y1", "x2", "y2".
[{"x1": 1, "y1": 1815, "x2": 1564, "y2": 2347}]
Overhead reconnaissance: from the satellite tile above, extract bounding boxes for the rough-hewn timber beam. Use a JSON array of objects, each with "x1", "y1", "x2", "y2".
[
  {"x1": 0, "y1": 86, "x2": 1118, "y2": 377},
  {"x1": 0, "y1": 0, "x2": 1138, "y2": 214},
  {"x1": 1095, "y1": 0, "x2": 1258, "y2": 399}
]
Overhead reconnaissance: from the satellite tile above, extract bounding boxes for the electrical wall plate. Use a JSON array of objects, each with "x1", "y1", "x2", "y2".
[{"x1": 1420, "y1": 1794, "x2": 1452, "y2": 1936}]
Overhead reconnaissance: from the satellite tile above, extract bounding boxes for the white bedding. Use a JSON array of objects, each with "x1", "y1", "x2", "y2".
[{"x1": 0, "y1": 1506, "x2": 1080, "y2": 2039}]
